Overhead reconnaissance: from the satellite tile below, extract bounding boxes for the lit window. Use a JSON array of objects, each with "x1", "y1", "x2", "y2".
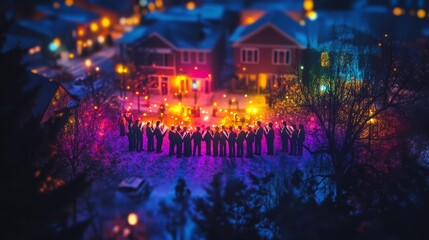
[
  {"x1": 272, "y1": 49, "x2": 291, "y2": 65},
  {"x1": 197, "y1": 52, "x2": 206, "y2": 64},
  {"x1": 241, "y1": 48, "x2": 259, "y2": 63},
  {"x1": 182, "y1": 51, "x2": 190, "y2": 64},
  {"x1": 321, "y1": 51, "x2": 329, "y2": 67}
]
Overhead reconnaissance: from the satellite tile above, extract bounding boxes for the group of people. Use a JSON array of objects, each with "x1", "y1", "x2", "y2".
[{"x1": 119, "y1": 113, "x2": 306, "y2": 158}]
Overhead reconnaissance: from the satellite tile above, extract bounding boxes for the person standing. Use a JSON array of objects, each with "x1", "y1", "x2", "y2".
[
  {"x1": 191, "y1": 126, "x2": 202, "y2": 156},
  {"x1": 146, "y1": 121, "x2": 155, "y2": 152},
  {"x1": 154, "y1": 121, "x2": 167, "y2": 153},
  {"x1": 127, "y1": 119, "x2": 134, "y2": 152},
  {"x1": 202, "y1": 126, "x2": 213, "y2": 156},
  {"x1": 176, "y1": 126, "x2": 183, "y2": 158},
  {"x1": 227, "y1": 126, "x2": 236, "y2": 157},
  {"x1": 236, "y1": 126, "x2": 246, "y2": 158},
  {"x1": 245, "y1": 126, "x2": 255, "y2": 158},
  {"x1": 279, "y1": 121, "x2": 291, "y2": 153},
  {"x1": 264, "y1": 122, "x2": 275, "y2": 155},
  {"x1": 220, "y1": 125, "x2": 227, "y2": 157},
  {"x1": 118, "y1": 112, "x2": 127, "y2": 137},
  {"x1": 254, "y1": 121, "x2": 263, "y2": 155},
  {"x1": 133, "y1": 120, "x2": 143, "y2": 152},
  {"x1": 183, "y1": 126, "x2": 192, "y2": 157},
  {"x1": 290, "y1": 124, "x2": 298, "y2": 156},
  {"x1": 213, "y1": 126, "x2": 221, "y2": 157},
  {"x1": 168, "y1": 126, "x2": 176, "y2": 156},
  {"x1": 297, "y1": 124, "x2": 305, "y2": 156}
]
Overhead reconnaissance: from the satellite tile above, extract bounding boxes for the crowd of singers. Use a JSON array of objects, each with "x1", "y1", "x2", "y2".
[{"x1": 119, "y1": 113, "x2": 305, "y2": 158}]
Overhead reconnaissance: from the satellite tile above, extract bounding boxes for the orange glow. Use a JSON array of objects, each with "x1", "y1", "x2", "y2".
[
  {"x1": 93, "y1": 105, "x2": 98, "y2": 110},
  {"x1": 186, "y1": 1, "x2": 196, "y2": 10},
  {"x1": 68, "y1": 53, "x2": 74, "y2": 59},
  {"x1": 392, "y1": 7, "x2": 404, "y2": 16},
  {"x1": 101, "y1": 17, "x2": 111, "y2": 28},
  {"x1": 90, "y1": 22, "x2": 99, "y2": 32},
  {"x1": 85, "y1": 59, "x2": 92, "y2": 68},
  {"x1": 148, "y1": 2, "x2": 155, "y2": 11},
  {"x1": 245, "y1": 17, "x2": 255, "y2": 25},
  {"x1": 65, "y1": 0, "x2": 73, "y2": 6},
  {"x1": 53, "y1": 2, "x2": 60, "y2": 9},
  {"x1": 155, "y1": 0, "x2": 163, "y2": 8},
  {"x1": 78, "y1": 28, "x2": 85, "y2": 37},
  {"x1": 417, "y1": 9, "x2": 426, "y2": 19},
  {"x1": 303, "y1": 0, "x2": 314, "y2": 11},
  {"x1": 128, "y1": 213, "x2": 138, "y2": 226},
  {"x1": 135, "y1": 91, "x2": 140, "y2": 95}
]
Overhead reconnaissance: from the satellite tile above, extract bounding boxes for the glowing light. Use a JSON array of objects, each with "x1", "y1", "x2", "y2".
[
  {"x1": 86, "y1": 39, "x2": 93, "y2": 47},
  {"x1": 299, "y1": 19, "x2": 306, "y2": 26},
  {"x1": 90, "y1": 22, "x2": 99, "y2": 32},
  {"x1": 68, "y1": 53, "x2": 74, "y2": 59},
  {"x1": 49, "y1": 38, "x2": 61, "y2": 52},
  {"x1": 128, "y1": 213, "x2": 138, "y2": 226},
  {"x1": 31, "y1": 69, "x2": 38, "y2": 74},
  {"x1": 392, "y1": 7, "x2": 404, "y2": 16},
  {"x1": 148, "y1": 2, "x2": 155, "y2": 11},
  {"x1": 417, "y1": 9, "x2": 426, "y2": 19},
  {"x1": 307, "y1": 11, "x2": 318, "y2": 21},
  {"x1": 85, "y1": 59, "x2": 92, "y2": 68},
  {"x1": 65, "y1": 0, "x2": 73, "y2": 6},
  {"x1": 244, "y1": 94, "x2": 248, "y2": 97},
  {"x1": 242, "y1": 67, "x2": 246, "y2": 71},
  {"x1": 303, "y1": 0, "x2": 314, "y2": 11},
  {"x1": 155, "y1": 0, "x2": 163, "y2": 8},
  {"x1": 186, "y1": 1, "x2": 196, "y2": 10},
  {"x1": 139, "y1": 0, "x2": 148, "y2": 6},
  {"x1": 194, "y1": 66, "x2": 198, "y2": 70},
  {"x1": 245, "y1": 17, "x2": 255, "y2": 24},
  {"x1": 97, "y1": 35, "x2": 105, "y2": 44},
  {"x1": 223, "y1": 94, "x2": 226, "y2": 98},
  {"x1": 378, "y1": 42, "x2": 382, "y2": 47},
  {"x1": 203, "y1": 116, "x2": 209, "y2": 121},
  {"x1": 300, "y1": 65, "x2": 304, "y2": 70},
  {"x1": 53, "y1": 2, "x2": 60, "y2": 9},
  {"x1": 321, "y1": 51, "x2": 329, "y2": 67},
  {"x1": 95, "y1": 66, "x2": 100, "y2": 71},
  {"x1": 320, "y1": 85, "x2": 327, "y2": 92},
  {"x1": 101, "y1": 17, "x2": 111, "y2": 28}
]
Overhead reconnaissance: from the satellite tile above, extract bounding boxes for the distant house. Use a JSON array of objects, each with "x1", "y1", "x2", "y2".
[
  {"x1": 25, "y1": 72, "x2": 77, "y2": 124},
  {"x1": 2, "y1": 34, "x2": 43, "y2": 64},
  {"x1": 229, "y1": 10, "x2": 308, "y2": 93},
  {"x1": 118, "y1": 20, "x2": 225, "y2": 95}
]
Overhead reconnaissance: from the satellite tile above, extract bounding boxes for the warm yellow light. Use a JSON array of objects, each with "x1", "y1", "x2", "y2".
[
  {"x1": 242, "y1": 67, "x2": 246, "y2": 71},
  {"x1": 31, "y1": 69, "x2": 38, "y2": 74},
  {"x1": 186, "y1": 1, "x2": 196, "y2": 10},
  {"x1": 93, "y1": 105, "x2": 98, "y2": 110},
  {"x1": 245, "y1": 17, "x2": 255, "y2": 25},
  {"x1": 65, "y1": 0, "x2": 73, "y2": 6},
  {"x1": 90, "y1": 22, "x2": 99, "y2": 32},
  {"x1": 303, "y1": 0, "x2": 314, "y2": 11},
  {"x1": 78, "y1": 28, "x2": 85, "y2": 37},
  {"x1": 86, "y1": 39, "x2": 93, "y2": 47},
  {"x1": 299, "y1": 19, "x2": 306, "y2": 26},
  {"x1": 85, "y1": 59, "x2": 92, "y2": 68},
  {"x1": 95, "y1": 66, "x2": 100, "y2": 71},
  {"x1": 68, "y1": 53, "x2": 74, "y2": 59},
  {"x1": 155, "y1": 0, "x2": 163, "y2": 8},
  {"x1": 101, "y1": 17, "x2": 111, "y2": 28},
  {"x1": 53, "y1": 38, "x2": 61, "y2": 47},
  {"x1": 392, "y1": 7, "x2": 404, "y2": 16},
  {"x1": 148, "y1": 2, "x2": 156, "y2": 11},
  {"x1": 307, "y1": 10, "x2": 318, "y2": 20},
  {"x1": 417, "y1": 9, "x2": 426, "y2": 19},
  {"x1": 321, "y1": 51, "x2": 329, "y2": 67},
  {"x1": 378, "y1": 42, "x2": 382, "y2": 47},
  {"x1": 97, "y1": 35, "x2": 105, "y2": 44}
]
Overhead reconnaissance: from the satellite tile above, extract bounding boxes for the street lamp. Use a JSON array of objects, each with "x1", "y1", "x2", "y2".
[
  {"x1": 135, "y1": 90, "x2": 140, "y2": 113},
  {"x1": 128, "y1": 212, "x2": 138, "y2": 240},
  {"x1": 116, "y1": 63, "x2": 128, "y2": 97}
]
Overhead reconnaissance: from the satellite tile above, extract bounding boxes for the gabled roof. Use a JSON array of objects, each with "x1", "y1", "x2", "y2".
[
  {"x1": 117, "y1": 26, "x2": 148, "y2": 44},
  {"x1": 16, "y1": 18, "x2": 74, "y2": 37},
  {"x1": 36, "y1": 4, "x2": 100, "y2": 24},
  {"x1": 229, "y1": 10, "x2": 308, "y2": 47},
  {"x1": 145, "y1": 4, "x2": 226, "y2": 23}
]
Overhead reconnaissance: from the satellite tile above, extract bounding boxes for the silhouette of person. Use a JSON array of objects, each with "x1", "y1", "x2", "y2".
[
  {"x1": 183, "y1": 126, "x2": 192, "y2": 157},
  {"x1": 146, "y1": 121, "x2": 154, "y2": 152},
  {"x1": 191, "y1": 126, "x2": 202, "y2": 156},
  {"x1": 220, "y1": 125, "x2": 227, "y2": 157},
  {"x1": 227, "y1": 126, "x2": 236, "y2": 157},
  {"x1": 168, "y1": 126, "x2": 176, "y2": 156},
  {"x1": 297, "y1": 124, "x2": 305, "y2": 156},
  {"x1": 133, "y1": 120, "x2": 143, "y2": 152},
  {"x1": 245, "y1": 126, "x2": 255, "y2": 158},
  {"x1": 254, "y1": 121, "x2": 263, "y2": 155},
  {"x1": 290, "y1": 124, "x2": 298, "y2": 156},
  {"x1": 264, "y1": 122, "x2": 275, "y2": 155},
  {"x1": 118, "y1": 112, "x2": 127, "y2": 136},
  {"x1": 236, "y1": 126, "x2": 246, "y2": 158},
  {"x1": 203, "y1": 126, "x2": 213, "y2": 156},
  {"x1": 279, "y1": 121, "x2": 291, "y2": 153},
  {"x1": 153, "y1": 121, "x2": 166, "y2": 153},
  {"x1": 127, "y1": 119, "x2": 134, "y2": 152},
  {"x1": 213, "y1": 126, "x2": 221, "y2": 157},
  {"x1": 176, "y1": 126, "x2": 183, "y2": 158}
]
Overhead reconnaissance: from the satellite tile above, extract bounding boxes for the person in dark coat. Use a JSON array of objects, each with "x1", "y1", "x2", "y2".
[
  {"x1": 290, "y1": 124, "x2": 298, "y2": 156},
  {"x1": 254, "y1": 121, "x2": 263, "y2": 155},
  {"x1": 191, "y1": 126, "x2": 202, "y2": 156},
  {"x1": 227, "y1": 126, "x2": 236, "y2": 157},
  {"x1": 176, "y1": 126, "x2": 183, "y2": 158},
  {"x1": 183, "y1": 126, "x2": 192, "y2": 157},
  {"x1": 245, "y1": 126, "x2": 255, "y2": 158},
  {"x1": 219, "y1": 125, "x2": 227, "y2": 157},
  {"x1": 213, "y1": 126, "x2": 221, "y2": 157},
  {"x1": 127, "y1": 119, "x2": 134, "y2": 152},
  {"x1": 203, "y1": 126, "x2": 213, "y2": 156},
  {"x1": 118, "y1": 112, "x2": 127, "y2": 137},
  {"x1": 297, "y1": 124, "x2": 305, "y2": 156},
  {"x1": 236, "y1": 126, "x2": 246, "y2": 158},
  {"x1": 146, "y1": 121, "x2": 154, "y2": 152},
  {"x1": 168, "y1": 126, "x2": 176, "y2": 156},
  {"x1": 264, "y1": 122, "x2": 275, "y2": 155},
  {"x1": 153, "y1": 121, "x2": 167, "y2": 153},
  {"x1": 133, "y1": 120, "x2": 143, "y2": 152},
  {"x1": 279, "y1": 121, "x2": 291, "y2": 153}
]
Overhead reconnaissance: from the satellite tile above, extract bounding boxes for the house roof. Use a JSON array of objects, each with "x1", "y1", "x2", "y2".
[
  {"x1": 16, "y1": 18, "x2": 75, "y2": 37},
  {"x1": 2, "y1": 34, "x2": 41, "y2": 53},
  {"x1": 119, "y1": 21, "x2": 223, "y2": 50},
  {"x1": 36, "y1": 3, "x2": 100, "y2": 24},
  {"x1": 88, "y1": 0, "x2": 134, "y2": 16},
  {"x1": 144, "y1": 4, "x2": 226, "y2": 23},
  {"x1": 229, "y1": 10, "x2": 308, "y2": 47}
]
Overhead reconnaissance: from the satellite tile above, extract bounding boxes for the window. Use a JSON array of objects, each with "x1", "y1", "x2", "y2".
[
  {"x1": 182, "y1": 51, "x2": 190, "y2": 64},
  {"x1": 152, "y1": 54, "x2": 169, "y2": 66},
  {"x1": 197, "y1": 52, "x2": 206, "y2": 64},
  {"x1": 273, "y1": 49, "x2": 291, "y2": 65},
  {"x1": 241, "y1": 48, "x2": 259, "y2": 63}
]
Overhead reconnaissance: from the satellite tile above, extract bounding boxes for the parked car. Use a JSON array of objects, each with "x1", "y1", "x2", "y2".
[{"x1": 117, "y1": 177, "x2": 152, "y2": 198}]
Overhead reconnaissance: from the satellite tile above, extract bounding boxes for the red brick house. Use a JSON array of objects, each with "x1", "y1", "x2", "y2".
[
  {"x1": 118, "y1": 21, "x2": 225, "y2": 95},
  {"x1": 229, "y1": 10, "x2": 308, "y2": 93}
]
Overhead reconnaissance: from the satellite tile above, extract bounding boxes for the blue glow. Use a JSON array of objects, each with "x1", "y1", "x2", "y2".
[
  {"x1": 320, "y1": 85, "x2": 327, "y2": 92},
  {"x1": 192, "y1": 82, "x2": 197, "y2": 89},
  {"x1": 49, "y1": 42, "x2": 58, "y2": 52}
]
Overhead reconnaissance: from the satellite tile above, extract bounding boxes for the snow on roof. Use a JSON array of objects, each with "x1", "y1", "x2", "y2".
[
  {"x1": 229, "y1": 10, "x2": 308, "y2": 47},
  {"x1": 117, "y1": 26, "x2": 148, "y2": 44},
  {"x1": 2, "y1": 34, "x2": 41, "y2": 53},
  {"x1": 145, "y1": 4, "x2": 226, "y2": 23},
  {"x1": 36, "y1": 4, "x2": 100, "y2": 23},
  {"x1": 17, "y1": 18, "x2": 74, "y2": 37}
]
